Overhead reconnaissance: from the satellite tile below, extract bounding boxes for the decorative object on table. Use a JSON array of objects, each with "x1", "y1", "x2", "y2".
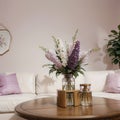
[
  {"x1": 62, "y1": 74, "x2": 75, "y2": 90},
  {"x1": 106, "y1": 24, "x2": 120, "y2": 68},
  {"x1": 40, "y1": 29, "x2": 96, "y2": 107},
  {"x1": 80, "y1": 84, "x2": 92, "y2": 106},
  {"x1": 40, "y1": 29, "x2": 94, "y2": 87},
  {"x1": 57, "y1": 90, "x2": 80, "y2": 107},
  {"x1": 62, "y1": 74, "x2": 76, "y2": 106},
  {"x1": 0, "y1": 25, "x2": 11, "y2": 55}
]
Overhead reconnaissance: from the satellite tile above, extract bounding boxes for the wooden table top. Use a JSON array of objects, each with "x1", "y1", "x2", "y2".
[{"x1": 15, "y1": 97, "x2": 120, "y2": 120}]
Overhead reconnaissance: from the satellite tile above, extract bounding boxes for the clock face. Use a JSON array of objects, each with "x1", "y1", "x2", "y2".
[{"x1": 0, "y1": 29, "x2": 11, "y2": 55}]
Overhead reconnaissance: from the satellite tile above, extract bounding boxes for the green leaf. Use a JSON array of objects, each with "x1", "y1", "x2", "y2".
[
  {"x1": 118, "y1": 40, "x2": 120, "y2": 45},
  {"x1": 107, "y1": 42, "x2": 112, "y2": 47},
  {"x1": 108, "y1": 34, "x2": 113, "y2": 37},
  {"x1": 116, "y1": 50, "x2": 120, "y2": 55},
  {"x1": 73, "y1": 72, "x2": 79, "y2": 78},
  {"x1": 49, "y1": 68, "x2": 56, "y2": 74},
  {"x1": 107, "y1": 48, "x2": 114, "y2": 52},
  {"x1": 78, "y1": 70, "x2": 84, "y2": 75},
  {"x1": 56, "y1": 72, "x2": 61, "y2": 77},
  {"x1": 113, "y1": 59, "x2": 119, "y2": 64},
  {"x1": 111, "y1": 30, "x2": 118, "y2": 35},
  {"x1": 113, "y1": 44, "x2": 120, "y2": 49},
  {"x1": 107, "y1": 39, "x2": 117, "y2": 47},
  {"x1": 109, "y1": 51, "x2": 115, "y2": 57},
  {"x1": 118, "y1": 24, "x2": 120, "y2": 30},
  {"x1": 42, "y1": 64, "x2": 52, "y2": 68}
]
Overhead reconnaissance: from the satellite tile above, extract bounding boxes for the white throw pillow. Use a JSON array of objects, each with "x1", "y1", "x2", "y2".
[
  {"x1": 6, "y1": 72, "x2": 36, "y2": 93},
  {"x1": 104, "y1": 73, "x2": 120, "y2": 93},
  {"x1": 84, "y1": 70, "x2": 114, "y2": 92}
]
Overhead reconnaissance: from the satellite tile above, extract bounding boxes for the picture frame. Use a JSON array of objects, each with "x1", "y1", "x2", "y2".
[{"x1": 0, "y1": 28, "x2": 11, "y2": 55}]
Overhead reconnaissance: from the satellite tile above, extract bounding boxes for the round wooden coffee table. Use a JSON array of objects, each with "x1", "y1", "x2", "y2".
[{"x1": 15, "y1": 97, "x2": 120, "y2": 120}]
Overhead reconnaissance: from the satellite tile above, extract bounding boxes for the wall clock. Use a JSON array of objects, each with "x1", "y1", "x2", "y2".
[{"x1": 0, "y1": 27, "x2": 11, "y2": 55}]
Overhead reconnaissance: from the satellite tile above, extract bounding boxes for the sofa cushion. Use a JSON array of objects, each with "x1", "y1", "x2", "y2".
[
  {"x1": 36, "y1": 74, "x2": 84, "y2": 94},
  {"x1": 84, "y1": 70, "x2": 114, "y2": 92},
  {"x1": 0, "y1": 73, "x2": 21, "y2": 95},
  {"x1": 0, "y1": 94, "x2": 36, "y2": 112},
  {"x1": 6, "y1": 73, "x2": 36, "y2": 93},
  {"x1": 104, "y1": 73, "x2": 120, "y2": 93}
]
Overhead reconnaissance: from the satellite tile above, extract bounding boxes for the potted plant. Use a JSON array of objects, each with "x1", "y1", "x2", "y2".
[{"x1": 106, "y1": 24, "x2": 120, "y2": 68}]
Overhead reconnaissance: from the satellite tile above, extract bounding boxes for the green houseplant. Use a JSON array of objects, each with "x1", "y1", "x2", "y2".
[{"x1": 106, "y1": 24, "x2": 120, "y2": 68}]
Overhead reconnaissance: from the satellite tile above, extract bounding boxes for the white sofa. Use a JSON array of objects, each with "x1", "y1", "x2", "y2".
[{"x1": 0, "y1": 70, "x2": 120, "y2": 120}]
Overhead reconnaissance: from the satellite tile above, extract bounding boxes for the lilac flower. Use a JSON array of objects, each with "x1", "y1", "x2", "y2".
[
  {"x1": 52, "y1": 36, "x2": 67, "y2": 66},
  {"x1": 67, "y1": 40, "x2": 80, "y2": 70},
  {"x1": 45, "y1": 51, "x2": 62, "y2": 69}
]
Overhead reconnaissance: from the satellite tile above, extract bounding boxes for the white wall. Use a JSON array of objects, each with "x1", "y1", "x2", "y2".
[
  {"x1": 0, "y1": 0, "x2": 119, "y2": 74},
  {"x1": 116, "y1": 0, "x2": 120, "y2": 25}
]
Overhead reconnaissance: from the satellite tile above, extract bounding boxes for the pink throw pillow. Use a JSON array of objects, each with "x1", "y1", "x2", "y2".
[
  {"x1": 104, "y1": 73, "x2": 120, "y2": 93},
  {"x1": 0, "y1": 73, "x2": 21, "y2": 95}
]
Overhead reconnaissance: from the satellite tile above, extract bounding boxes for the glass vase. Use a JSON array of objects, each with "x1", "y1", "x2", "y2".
[
  {"x1": 62, "y1": 74, "x2": 75, "y2": 90},
  {"x1": 62, "y1": 74, "x2": 75, "y2": 106}
]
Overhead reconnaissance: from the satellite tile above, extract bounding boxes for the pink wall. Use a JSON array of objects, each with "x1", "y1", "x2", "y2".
[{"x1": 0, "y1": 0, "x2": 119, "y2": 73}]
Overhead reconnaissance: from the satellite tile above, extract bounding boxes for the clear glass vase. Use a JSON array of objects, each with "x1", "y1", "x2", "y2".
[
  {"x1": 62, "y1": 74, "x2": 75, "y2": 106},
  {"x1": 62, "y1": 74, "x2": 75, "y2": 90}
]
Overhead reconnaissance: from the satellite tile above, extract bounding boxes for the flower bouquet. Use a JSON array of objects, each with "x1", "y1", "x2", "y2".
[
  {"x1": 40, "y1": 30, "x2": 97, "y2": 91},
  {"x1": 40, "y1": 30, "x2": 94, "y2": 79}
]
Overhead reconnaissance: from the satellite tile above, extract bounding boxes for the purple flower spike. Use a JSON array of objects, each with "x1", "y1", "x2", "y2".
[
  {"x1": 67, "y1": 40, "x2": 80, "y2": 70},
  {"x1": 45, "y1": 51, "x2": 62, "y2": 69}
]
